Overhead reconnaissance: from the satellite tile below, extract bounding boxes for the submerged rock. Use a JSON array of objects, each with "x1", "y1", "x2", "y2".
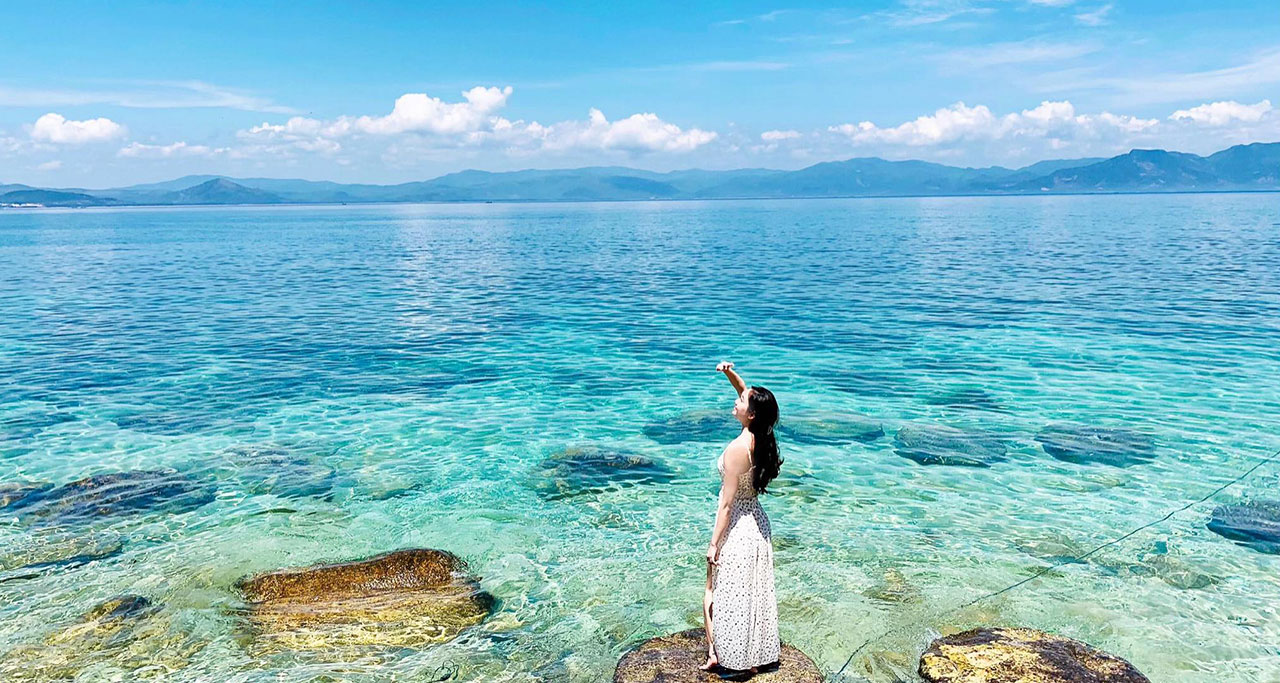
[
  {"x1": 1035, "y1": 424, "x2": 1156, "y2": 467},
  {"x1": 0, "y1": 530, "x2": 124, "y2": 575},
  {"x1": 642, "y1": 410, "x2": 739, "y2": 444},
  {"x1": 1207, "y1": 500, "x2": 1280, "y2": 554},
  {"x1": 0, "y1": 595, "x2": 200, "y2": 681},
  {"x1": 534, "y1": 446, "x2": 675, "y2": 500},
  {"x1": 778, "y1": 414, "x2": 884, "y2": 445},
  {"x1": 894, "y1": 425, "x2": 1007, "y2": 467},
  {"x1": 15, "y1": 470, "x2": 214, "y2": 524},
  {"x1": 613, "y1": 629, "x2": 823, "y2": 682},
  {"x1": 0, "y1": 481, "x2": 53, "y2": 509},
  {"x1": 863, "y1": 568, "x2": 921, "y2": 605},
  {"x1": 918, "y1": 627, "x2": 1150, "y2": 683},
  {"x1": 237, "y1": 548, "x2": 494, "y2": 650},
  {"x1": 222, "y1": 445, "x2": 336, "y2": 499}
]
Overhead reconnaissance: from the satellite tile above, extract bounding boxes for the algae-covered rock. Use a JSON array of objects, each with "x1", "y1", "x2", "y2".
[
  {"x1": 534, "y1": 445, "x2": 676, "y2": 500},
  {"x1": 237, "y1": 548, "x2": 494, "y2": 650},
  {"x1": 0, "y1": 481, "x2": 54, "y2": 509},
  {"x1": 16, "y1": 469, "x2": 214, "y2": 524},
  {"x1": 918, "y1": 627, "x2": 1150, "y2": 683},
  {"x1": 0, "y1": 595, "x2": 200, "y2": 681},
  {"x1": 894, "y1": 425, "x2": 1007, "y2": 467},
  {"x1": 0, "y1": 530, "x2": 123, "y2": 574},
  {"x1": 1036, "y1": 424, "x2": 1156, "y2": 467},
  {"x1": 778, "y1": 413, "x2": 884, "y2": 445},
  {"x1": 863, "y1": 568, "x2": 922, "y2": 605},
  {"x1": 613, "y1": 629, "x2": 823, "y2": 683},
  {"x1": 643, "y1": 410, "x2": 739, "y2": 444},
  {"x1": 1206, "y1": 500, "x2": 1280, "y2": 554}
]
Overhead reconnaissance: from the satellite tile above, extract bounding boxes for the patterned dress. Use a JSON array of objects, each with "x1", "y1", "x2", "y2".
[{"x1": 712, "y1": 452, "x2": 781, "y2": 670}]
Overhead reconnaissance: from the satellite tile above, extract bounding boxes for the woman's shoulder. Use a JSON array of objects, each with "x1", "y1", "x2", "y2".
[{"x1": 723, "y1": 434, "x2": 753, "y2": 470}]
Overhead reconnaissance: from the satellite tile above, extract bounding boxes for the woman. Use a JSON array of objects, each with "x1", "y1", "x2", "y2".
[{"x1": 701, "y1": 361, "x2": 782, "y2": 674}]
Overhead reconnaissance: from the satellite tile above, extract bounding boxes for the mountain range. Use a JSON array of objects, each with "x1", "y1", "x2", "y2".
[{"x1": 3, "y1": 142, "x2": 1277, "y2": 208}]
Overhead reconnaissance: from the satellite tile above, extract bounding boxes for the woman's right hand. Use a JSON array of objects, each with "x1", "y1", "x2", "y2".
[{"x1": 716, "y1": 361, "x2": 734, "y2": 373}]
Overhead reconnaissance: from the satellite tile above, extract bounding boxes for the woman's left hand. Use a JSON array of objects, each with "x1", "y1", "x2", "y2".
[{"x1": 706, "y1": 543, "x2": 720, "y2": 565}]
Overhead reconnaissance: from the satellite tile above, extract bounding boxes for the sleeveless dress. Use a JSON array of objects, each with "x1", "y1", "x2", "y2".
[{"x1": 712, "y1": 452, "x2": 781, "y2": 670}]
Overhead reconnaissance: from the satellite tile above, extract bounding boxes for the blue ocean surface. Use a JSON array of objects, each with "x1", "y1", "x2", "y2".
[{"x1": 1, "y1": 195, "x2": 1279, "y2": 681}]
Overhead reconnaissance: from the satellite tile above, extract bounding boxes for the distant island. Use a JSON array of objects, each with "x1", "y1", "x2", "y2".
[{"x1": 3, "y1": 142, "x2": 1278, "y2": 208}]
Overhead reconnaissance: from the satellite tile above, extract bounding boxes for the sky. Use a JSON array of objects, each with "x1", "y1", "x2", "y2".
[{"x1": 2, "y1": 0, "x2": 1279, "y2": 187}]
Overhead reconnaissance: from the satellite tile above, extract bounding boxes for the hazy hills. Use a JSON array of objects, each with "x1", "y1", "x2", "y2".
[{"x1": 3, "y1": 142, "x2": 1277, "y2": 208}]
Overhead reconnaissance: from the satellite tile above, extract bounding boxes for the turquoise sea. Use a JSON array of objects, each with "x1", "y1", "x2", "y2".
[{"x1": 1, "y1": 195, "x2": 1279, "y2": 682}]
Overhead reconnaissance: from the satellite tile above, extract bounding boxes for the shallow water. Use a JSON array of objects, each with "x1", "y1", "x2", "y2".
[{"x1": 1, "y1": 195, "x2": 1279, "y2": 681}]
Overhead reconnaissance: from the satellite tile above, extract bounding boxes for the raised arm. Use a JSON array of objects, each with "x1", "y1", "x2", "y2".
[{"x1": 716, "y1": 361, "x2": 747, "y2": 396}]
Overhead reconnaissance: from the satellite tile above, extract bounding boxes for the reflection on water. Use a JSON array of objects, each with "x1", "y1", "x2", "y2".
[{"x1": 1, "y1": 195, "x2": 1279, "y2": 682}]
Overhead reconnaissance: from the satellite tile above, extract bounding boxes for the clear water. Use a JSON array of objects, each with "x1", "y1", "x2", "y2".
[{"x1": 1, "y1": 195, "x2": 1279, "y2": 682}]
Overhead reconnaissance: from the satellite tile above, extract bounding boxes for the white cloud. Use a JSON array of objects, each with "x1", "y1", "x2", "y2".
[
  {"x1": 117, "y1": 141, "x2": 228, "y2": 158},
  {"x1": 354, "y1": 86, "x2": 512, "y2": 135},
  {"x1": 761, "y1": 129, "x2": 802, "y2": 141},
  {"x1": 1074, "y1": 4, "x2": 1112, "y2": 26},
  {"x1": 29, "y1": 113, "x2": 126, "y2": 144},
  {"x1": 829, "y1": 100, "x2": 1157, "y2": 147},
  {"x1": 36, "y1": 160, "x2": 62, "y2": 171},
  {"x1": 1026, "y1": 0, "x2": 1076, "y2": 6},
  {"x1": 527, "y1": 109, "x2": 718, "y2": 153},
  {"x1": 1170, "y1": 99, "x2": 1273, "y2": 126},
  {"x1": 239, "y1": 88, "x2": 716, "y2": 157}
]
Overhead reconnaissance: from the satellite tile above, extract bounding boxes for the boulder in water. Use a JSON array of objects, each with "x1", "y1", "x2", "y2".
[
  {"x1": 778, "y1": 414, "x2": 884, "y2": 445},
  {"x1": 1035, "y1": 424, "x2": 1156, "y2": 467},
  {"x1": 237, "y1": 548, "x2": 494, "y2": 650},
  {"x1": 643, "y1": 410, "x2": 738, "y2": 444},
  {"x1": 535, "y1": 446, "x2": 675, "y2": 500},
  {"x1": 0, "y1": 595, "x2": 201, "y2": 681},
  {"x1": 918, "y1": 627, "x2": 1150, "y2": 683},
  {"x1": 0, "y1": 481, "x2": 53, "y2": 509},
  {"x1": 613, "y1": 629, "x2": 823, "y2": 682},
  {"x1": 222, "y1": 445, "x2": 336, "y2": 499},
  {"x1": 1207, "y1": 500, "x2": 1280, "y2": 554},
  {"x1": 894, "y1": 425, "x2": 1007, "y2": 467},
  {"x1": 16, "y1": 470, "x2": 214, "y2": 524},
  {"x1": 0, "y1": 530, "x2": 124, "y2": 577}
]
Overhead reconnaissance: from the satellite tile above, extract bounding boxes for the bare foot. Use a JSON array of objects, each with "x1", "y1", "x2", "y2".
[{"x1": 699, "y1": 654, "x2": 718, "y2": 671}]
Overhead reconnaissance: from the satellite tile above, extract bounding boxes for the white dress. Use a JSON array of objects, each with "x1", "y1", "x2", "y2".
[{"x1": 712, "y1": 452, "x2": 781, "y2": 670}]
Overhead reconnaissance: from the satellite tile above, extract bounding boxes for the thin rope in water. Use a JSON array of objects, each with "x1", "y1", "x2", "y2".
[{"x1": 827, "y1": 447, "x2": 1280, "y2": 683}]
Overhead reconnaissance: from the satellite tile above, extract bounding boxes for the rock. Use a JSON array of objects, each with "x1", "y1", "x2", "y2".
[
  {"x1": 777, "y1": 414, "x2": 884, "y2": 445},
  {"x1": 0, "y1": 530, "x2": 124, "y2": 574},
  {"x1": 918, "y1": 627, "x2": 1150, "y2": 683},
  {"x1": 863, "y1": 568, "x2": 921, "y2": 604},
  {"x1": 16, "y1": 470, "x2": 214, "y2": 524},
  {"x1": 1035, "y1": 424, "x2": 1156, "y2": 467},
  {"x1": 534, "y1": 446, "x2": 675, "y2": 500},
  {"x1": 1206, "y1": 500, "x2": 1280, "y2": 554},
  {"x1": 894, "y1": 425, "x2": 1007, "y2": 467},
  {"x1": 613, "y1": 629, "x2": 823, "y2": 682},
  {"x1": 0, "y1": 481, "x2": 53, "y2": 509},
  {"x1": 643, "y1": 410, "x2": 739, "y2": 444},
  {"x1": 925, "y1": 388, "x2": 1003, "y2": 412},
  {"x1": 222, "y1": 445, "x2": 336, "y2": 499},
  {"x1": 0, "y1": 595, "x2": 201, "y2": 680},
  {"x1": 237, "y1": 548, "x2": 494, "y2": 650}
]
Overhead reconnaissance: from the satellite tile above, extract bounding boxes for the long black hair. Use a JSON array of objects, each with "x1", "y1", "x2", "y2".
[{"x1": 746, "y1": 386, "x2": 782, "y2": 493}]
